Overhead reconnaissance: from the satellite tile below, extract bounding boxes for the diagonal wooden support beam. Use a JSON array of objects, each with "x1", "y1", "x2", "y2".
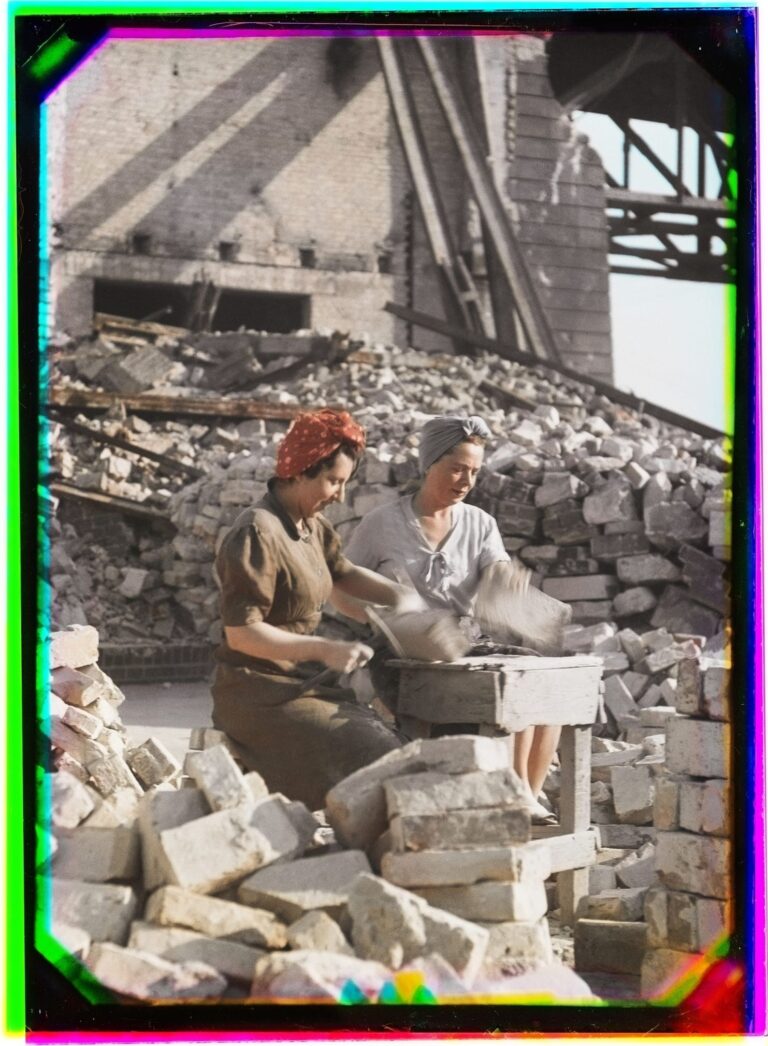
[
  {"x1": 416, "y1": 37, "x2": 562, "y2": 363},
  {"x1": 377, "y1": 37, "x2": 485, "y2": 348}
]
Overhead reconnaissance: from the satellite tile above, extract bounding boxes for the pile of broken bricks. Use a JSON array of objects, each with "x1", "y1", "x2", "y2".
[
  {"x1": 47, "y1": 325, "x2": 731, "y2": 666},
  {"x1": 41, "y1": 624, "x2": 601, "y2": 1003}
]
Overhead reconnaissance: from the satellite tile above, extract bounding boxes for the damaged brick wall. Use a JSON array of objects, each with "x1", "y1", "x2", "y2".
[{"x1": 46, "y1": 33, "x2": 613, "y2": 380}]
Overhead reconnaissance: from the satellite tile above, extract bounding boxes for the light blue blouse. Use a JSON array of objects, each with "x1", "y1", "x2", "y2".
[{"x1": 344, "y1": 495, "x2": 510, "y2": 617}]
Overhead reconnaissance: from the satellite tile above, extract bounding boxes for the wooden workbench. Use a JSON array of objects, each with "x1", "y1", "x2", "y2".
[{"x1": 392, "y1": 653, "x2": 604, "y2": 925}]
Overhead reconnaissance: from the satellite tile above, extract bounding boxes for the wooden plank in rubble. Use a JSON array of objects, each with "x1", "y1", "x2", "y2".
[{"x1": 48, "y1": 387, "x2": 333, "y2": 421}]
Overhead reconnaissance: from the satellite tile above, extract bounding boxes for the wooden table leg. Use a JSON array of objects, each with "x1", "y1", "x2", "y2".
[{"x1": 557, "y1": 724, "x2": 592, "y2": 926}]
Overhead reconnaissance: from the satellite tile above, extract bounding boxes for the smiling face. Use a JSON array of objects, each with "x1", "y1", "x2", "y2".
[
  {"x1": 294, "y1": 451, "x2": 356, "y2": 519},
  {"x1": 422, "y1": 440, "x2": 485, "y2": 508}
]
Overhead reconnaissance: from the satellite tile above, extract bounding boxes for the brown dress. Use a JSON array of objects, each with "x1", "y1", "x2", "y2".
[{"x1": 211, "y1": 485, "x2": 402, "y2": 810}]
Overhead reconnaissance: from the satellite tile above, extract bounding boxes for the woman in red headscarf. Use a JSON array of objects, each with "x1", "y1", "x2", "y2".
[{"x1": 211, "y1": 409, "x2": 407, "y2": 809}]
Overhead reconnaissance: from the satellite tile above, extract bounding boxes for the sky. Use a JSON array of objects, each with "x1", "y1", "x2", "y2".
[{"x1": 572, "y1": 111, "x2": 734, "y2": 435}]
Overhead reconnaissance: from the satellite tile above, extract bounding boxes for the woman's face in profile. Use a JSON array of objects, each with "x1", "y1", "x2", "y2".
[
  {"x1": 424, "y1": 441, "x2": 485, "y2": 507},
  {"x1": 294, "y1": 452, "x2": 356, "y2": 519}
]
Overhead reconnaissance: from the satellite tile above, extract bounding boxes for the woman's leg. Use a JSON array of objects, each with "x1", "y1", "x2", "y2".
[
  {"x1": 528, "y1": 724, "x2": 562, "y2": 797},
  {"x1": 513, "y1": 726, "x2": 535, "y2": 793}
]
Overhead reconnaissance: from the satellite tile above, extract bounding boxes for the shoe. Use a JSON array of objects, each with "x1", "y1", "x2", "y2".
[{"x1": 526, "y1": 798, "x2": 558, "y2": 825}]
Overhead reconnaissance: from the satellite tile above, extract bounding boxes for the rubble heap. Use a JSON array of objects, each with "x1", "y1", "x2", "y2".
[{"x1": 41, "y1": 625, "x2": 597, "y2": 1003}]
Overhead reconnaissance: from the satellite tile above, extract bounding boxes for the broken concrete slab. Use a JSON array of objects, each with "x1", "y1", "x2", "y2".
[
  {"x1": 127, "y1": 920, "x2": 265, "y2": 984},
  {"x1": 159, "y1": 796, "x2": 301, "y2": 894},
  {"x1": 238, "y1": 850, "x2": 371, "y2": 923},
  {"x1": 138, "y1": 788, "x2": 210, "y2": 891},
  {"x1": 145, "y1": 884, "x2": 288, "y2": 949},
  {"x1": 575, "y1": 887, "x2": 646, "y2": 922},
  {"x1": 478, "y1": 919, "x2": 553, "y2": 966},
  {"x1": 49, "y1": 771, "x2": 96, "y2": 829},
  {"x1": 613, "y1": 841, "x2": 657, "y2": 889},
  {"x1": 381, "y1": 844, "x2": 550, "y2": 889},
  {"x1": 286, "y1": 911, "x2": 353, "y2": 955},
  {"x1": 665, "y1": 718, "x2": 730, "y2": 779},
  {"x1": 49, "y1": 878, "x2": 138, "y2": 945},
  {"x1": 347, "y1": 873, "x2": 427, "y2": 969},
  {"x1": 251, "y1": 949, "x2": 390, "y2": 1003},
  {"x1": 53, "y1": 826, "x2": 139, "y2": 883},
  {"x1": 86, "y1": 941, "x2": 226, "y2": 1000}
]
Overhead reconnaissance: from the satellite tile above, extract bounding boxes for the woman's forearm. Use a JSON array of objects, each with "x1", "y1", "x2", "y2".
[
  {"x1": 333, "y1": 565, "x2": 401, "y2": 607},
  {"x1": 225, "y1": 622, "x2": 331, "y2": 663}
]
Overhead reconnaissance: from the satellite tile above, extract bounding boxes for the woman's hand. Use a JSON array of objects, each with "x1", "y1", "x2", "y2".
[{"x1": 320, "y1": 639, "x2": 374, "y2": 673}]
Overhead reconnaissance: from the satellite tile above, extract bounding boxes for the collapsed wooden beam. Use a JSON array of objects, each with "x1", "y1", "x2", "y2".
[
  {"x1": 47, "y1": 387, "x2": 329, "y2": 421},
  {"x1": 50, "y1": 482, "x2": 175, "y2": 525}
]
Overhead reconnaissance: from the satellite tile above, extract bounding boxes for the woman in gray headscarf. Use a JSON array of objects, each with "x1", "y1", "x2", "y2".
[{"x1": 337, "y1": 414, "x2": 559, "y2": 823}]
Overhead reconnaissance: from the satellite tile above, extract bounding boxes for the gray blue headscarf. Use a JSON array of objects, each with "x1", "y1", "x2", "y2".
[{"x1": 418, "y1": 415, "x2": 492, "y2": 474}]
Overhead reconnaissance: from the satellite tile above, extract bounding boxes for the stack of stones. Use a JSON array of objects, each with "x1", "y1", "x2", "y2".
[
  {"x1": 641, "y1": 644, "x2": 732, "y2": 998},
  {"x1": 50, "y1": 332, "x2": 731, "y2": 664},
  {"x1": 325, "y1": 736, "x2": 555, "y2": 974},
  {"x1": 42, "y1": 642, "x2": 594, "y2": 1002}
]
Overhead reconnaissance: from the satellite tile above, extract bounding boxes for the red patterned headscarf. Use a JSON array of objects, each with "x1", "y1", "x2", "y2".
[{"x1": 276, "y1": 409, "x2": 366, "y2": 479}]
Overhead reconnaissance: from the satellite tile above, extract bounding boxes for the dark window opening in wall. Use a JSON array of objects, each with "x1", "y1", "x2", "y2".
[
  {"x1": 218, "y1": 241, "x2": 238, "y2": 262},
  {"x1": 377, "y1": 253, "x2": 393, "y2": 274},
  {"x1": 299, "y1": 248, "x2": 316, "y2": 269},
  {"x1": 93, "y1": 279, "x2": 190, "y2": 326},
  {"x1": 211, "y1": 290, "x2": 310, "y2": 333},
  {"x1": 131, "y1": 233, "x2": 152, "y2": 254}
]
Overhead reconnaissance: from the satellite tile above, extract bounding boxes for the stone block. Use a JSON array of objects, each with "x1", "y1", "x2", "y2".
[
  {"x1": 238, "y1": 850, "x2": 371, "y2": 923},
  {"x1": 640, "y1": 706, "x2": 678, "y2": 728},
  {"x1": 346, "y1": 873, "x2": 428, "y2": 969},
  {"x1": 138, "y1": 788, "x2": 210, "y2": 891},
  {"x1": 588, "y1": 864, "x2": 617, "y2": 893},
  {"x1": 88, "y1": 754, "x2": 144, "y2": 798},
  {"x1": 390, "y1": 807, "x2": 530, "y2": 852},
  {"x1": 325, "y1": 735, "x2": 509, "y2": 851},
  {"x1": 617, "y1": 628, "x2": 645, "y2": 662},
  {"x1": 651, "y1": 586, "x2": 721, "y2": 639},
  {"x1": 574, "y1": 919, "x2": 647, "y2": 974},
  {"x1": 621, "y1": 671, "x2": 650, "y2": 700},
  {"x1": 381, "y1": 844, "x2": 550, "y2": 889},
  {"x1": 641, "y1": 946, "x2": 702, "y2": 999},
  {"x1": 610, "y1": 765, "x2": 654, "y2": 824},
  {"x1": 678, "y1": 779, "x2": 730, "y2": 836},
  {"x1": 575, "y1": 887, "x2": 646, "y2": 922},
  {"x1": 415, "y1": 880, "x2": 547, "y2": 923},
  {"x1": 50, "y1": 878, "x2": 137, "y2": 944},
  {"x1": 127, "y1": 920, "x2": 264, "y2": 984},
  {"x1": 88, "y1": 696, "x2": 121, "y2": 730},
  {"x1": 590, "y1": 532, "x2": 650, "y2": 561},
  {"x1": 286, "y1": 911, "x2": 352, "y2": 955},
  {"x1": 708, "y1": 509, "x2": 731, "y2": 548},
  {"x1": 535, "y1": 474, "x2": 588, "y2": 508},
  {"x1": 128, "y1": 738, "x2": 182, "y2": 788},
  {"x1": 702, "y1": 664, "x2": 731, "y2": 720},
  {"x1": 568, "y1": 600, "x2": 614, "y2": 624},
  {"x1": 119, "y1": 568, "x2": 150, "y2": 599},
  {"x1": 60, "y1": 704, "x2": 103, "y2": 740},
  {"x1": 184, "y1": 744, "x2": 251, "y2": 810},
  {"x1": 49, "y1": 717, "x2": 107, "y2": 768},
  {"x1": 602, "y1": 676, "x2": 637, "y2": 721},
  {"x1": 50, "y1": 626, "x2": 99, "y2": 670},
  {"x1": 50, "y1": 667, "x2": 101, "y2": 708},
  {"x1": 53, "y1": 826, "x2": 139, "y2": 883},
  {"x1": 160, "y1": 797, "x2": 301, "y2": 894},
  {"x1": 561, "y1": 622, "x2": 617, "y2": 653},
  {"x1": 655, "y1": 832, "x2": 731, "y2": 898},
  {"x1": 653, "y1": 776, "x2": 682, "y2": 831},
  {"x1": 665, "y1": 718, "x2": 730, "y2": 779},
  {"x1": 384, "y1": 768, "x2": 527, "y2": 820},
  {"x1": 79, "y1": 663, "x2": 126, "y2": 706},
  {"x1": 49, "y1": 771, "x2": 96, "y2": 829},
  {"x1": 251, "y1": 950, "x2": 389, "y2": 1003},
  {"x1": 583, "y1": 482, "x2": 637, "y2": 525},
  {"x1": 616, "y1": 554, "x2": 681, "y2": 586},
  {"x1": 51, "y1": 920, "x2": 91, "y2": 960},
  {"x1": 637, "y1": 683, "x2": 663, "y2": 709},
  {"x1": 613, "y1": 841, "x2": 657, "y2": 889},
  {"x1": 479, "y1": 919, "x2": 553, "y2": 966},
  {"x1": 674, "y1": 657, "x2": 703, "y2": 715},
  {"x1": 87, "y1": 941, "x2": 226, "y2": 1000},
  {"x1": 98, "y1": 345, "x2": 180, "y2": 395},
  {"x1": 644, "y1": 503, "x2": 708, "y2": 552},
  {"x1": 542, "y1": 575, "x2": 618, "y2": 602},
  {"x1": 145, "y1": 884, "x2": 287, "y2": 949},
  {"x1": 597, "y1": 824, "x2": 656, "y2": 849},
  {"x1": 613, "y1": 586, "x2": 657, "y2": 617},
  {"x1": 83, "y1": 787, "x2": 141, "y2": 828}
]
